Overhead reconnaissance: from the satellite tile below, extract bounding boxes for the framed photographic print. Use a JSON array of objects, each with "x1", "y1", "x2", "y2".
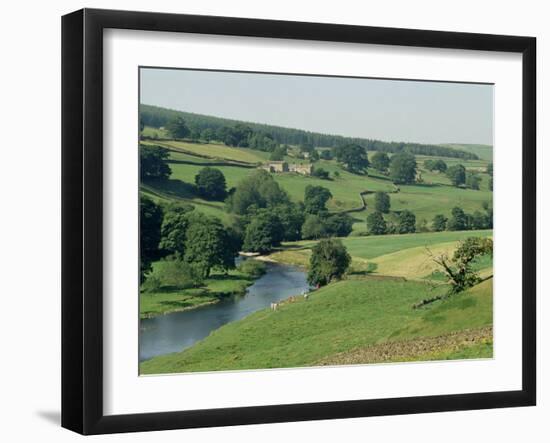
[{"x1": 62, "y1": 8, "x2": 536, "y2": 435}]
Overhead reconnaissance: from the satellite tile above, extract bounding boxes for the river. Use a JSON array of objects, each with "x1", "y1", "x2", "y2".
[{"x1": 139, "y1": 261, "x2": 310, "y2": 362}]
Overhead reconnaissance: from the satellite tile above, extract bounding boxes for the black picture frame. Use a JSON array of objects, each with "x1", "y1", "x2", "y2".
[{"x1": 62, "y1": 8, "x2": 536, "y2": 435}]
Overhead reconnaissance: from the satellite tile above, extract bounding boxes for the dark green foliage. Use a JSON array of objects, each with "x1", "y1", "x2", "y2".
[
  {"x1": 334, "y1": 144, "x2": 369, "y2": 174},
  {"x1": 226, "y1": 170, "x2": 290, "y2": 215},
  {"x1": 183, "y1": 213, "x2": 240, "y2": 278},
  {"x1": 431, "y1": 237, "x2": 493, "y2": 294},
  {"x1": 374, "y1": 191, "x2": 391, "y2": 213},
  {"x1": 488, "y1": 177, "x2": 493, "y2": 191},
  {"x1": 370, "y1": 152, "x2": 390, "y2": 172},
  {"x1": 325, "y1": 213, "x2": 354, "y2": 237},
  {"x1": 486, "y1": 162, "x2": 493, "y2": 176},
  {"x1": 140, "y1": 145, "x2": 171, "y2": 180},
  {"x1": 165, "y1": 116, "x2": 190, "y2": 139},
  {"x1": 307, "y1": 239, "x2": 351, "y2": 287},
  {"x1": 389, "y1": 152, "x2": 417, "y2": 184},
  {"x1": 275, "y1": 203, "x2": 305, "y2": 241},
  {"x1": 140, "y1": 104, "x2": 479, "y2": 159},
  {"x1": 242, "y1": 211, "x2": 284, "y2": 253},
  {"x1": 158, "y1": 205, "x2": 194, "y2": 257},
  {"x1": 432, "y1": 214, "x2": 448, "y2": 232},
  {"x1": 194, "y1": 167, "x2": 227, "y2": 200},
  {"x1": 320, "y1": 150, "x2": 333, "y2": 160},
  {"x1": 304, "y1": 185, "x2": 332, "y2": 215},
  {"x1": 201, "y1": 128, "x2": 216, "y2": 142},
  {"x1": 465, "y1": 172, "x2": 481, "y2": 190},
  {"x1": 447, "y1": 207, "x2": 468, "y2": 231},
  {"x1": 366, "y1": 211, "x2": 387, "y2": 235},
  {"x1": 140, "y1": 196, "x2": 163, "y2": 283},
  {"x1": 398, "y1": 210, "x2": 416, "y2": 234},
  {"x1": 446, "y1": 164, "x2": 466, "y2": 187},
  {"x1": 301, "y1": 214, "x2": 328, "y2": 240},
  {"x1": 269, "y1": 145, "x2": 287, "y2": 161},
  {"x1": 425, "y1": 159, "x2": 447, "y2": 172},
  {"x1": 301, "y1": 212, "x2": 353, "y2": 240},
  {"x1": 312, "y1": 167, "x2": 330, "y2": 180}
]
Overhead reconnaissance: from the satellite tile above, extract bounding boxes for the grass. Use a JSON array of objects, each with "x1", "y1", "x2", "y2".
[
  {"x1": 285, "y1": 230, "x2": 493, "y2": 261},
  {"x1": 140, "y1": 278, "x2": 492, "y2": 374},
  {"x1": 147, "y1": 139, "x2": 269, "y2": 164},
  {"x1": 140, "y1": 262, "x2": 256, "y2": 318},
  {"x1": 439, "y1": 143, "x2": 493, "y2": 162}
]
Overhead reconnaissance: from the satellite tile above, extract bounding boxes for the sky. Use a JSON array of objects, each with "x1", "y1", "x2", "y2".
[{"x1": 140, "y1": 68, "x2": 493, "y2": 146}]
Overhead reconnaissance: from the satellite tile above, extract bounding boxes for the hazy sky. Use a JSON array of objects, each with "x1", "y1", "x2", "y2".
[{"x1": 140, "y1": 68, "x2": 493, "y2": 145}]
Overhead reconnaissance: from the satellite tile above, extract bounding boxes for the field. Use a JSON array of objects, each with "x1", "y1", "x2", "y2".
[
  {"x1": 139, "y1": 122, "x2": 494, "y2": 374},
  {"x1": 140, "y1": 278, "x2": 492, "y2": 373},
  {"x1": 140, "y1": 139, "x2": 492, "y2": 234}
]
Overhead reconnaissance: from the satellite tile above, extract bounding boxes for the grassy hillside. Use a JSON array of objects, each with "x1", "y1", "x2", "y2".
[
  {"x1": 140, "y1": 278, "x2": 492, "y2": 374},
  {"x1": 441, "y1": 143, "x2": 493, "y2": 162}
]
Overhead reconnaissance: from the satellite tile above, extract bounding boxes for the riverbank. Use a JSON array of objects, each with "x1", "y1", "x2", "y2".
[
  {"x1": 140, "y1": 278, "x2": 493, "y2": 374},
  {"x1": 139, "y1": 261, "x2": 310, "y2": 362},
  {"x1": 140, "y1": 269, "x2": 257, "y2": 319}
]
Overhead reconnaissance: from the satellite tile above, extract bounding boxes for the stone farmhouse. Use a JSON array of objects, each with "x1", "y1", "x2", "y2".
[{"x1": 260, "y1": 161, "x2": 314, "y2": 176}]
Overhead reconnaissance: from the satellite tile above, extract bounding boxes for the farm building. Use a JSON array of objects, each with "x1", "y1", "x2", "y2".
[
  {"x1": 260, "y1": 161, "x2": 314, "y2": 176},
  {"x1": 260, "y1": 161, "x2": 289, "y2": 173}
]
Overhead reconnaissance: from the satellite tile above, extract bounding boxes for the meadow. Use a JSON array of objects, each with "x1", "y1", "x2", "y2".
[
  {"x1": 140, "y1": 278, "x2": 492, "y2": 373},
  {"x1": 139, "y1": 117, "x2": 494, "y2": 373}
]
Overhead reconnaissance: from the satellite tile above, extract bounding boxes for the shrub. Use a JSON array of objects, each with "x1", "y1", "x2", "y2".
[
  {"x1": 237, "y1": 259, "x2": 267, "y2": 278},
  {"x1": 156, "y1": 259, "x2": 204, "y2": 288}
]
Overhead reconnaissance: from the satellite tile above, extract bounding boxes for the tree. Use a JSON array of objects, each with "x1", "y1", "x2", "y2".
[
  {"x1": 465, "y1": 172, "x2": 481, "y2": 190},
  {"x1": 425, "y1": 159, "x2": 447, "y2": 173},
  {"x1": 325, "y1": 213, "x2": 354, "y2": 237},
  {"x1": 275, "y1": 203, "x2": 305, "y2": 241},
  {"x1": 201, "y1": 128, "x2": 216, "y2": 142},
  {"x1": 429, "y1": 237, "x2": 493, "y2": 294},
  {"x1": 374, "y1": 191, "x2": 391, "y2": 213},
  {"x1": 166, "y1": 116, "x2": 190, "y2": 139},
  {"x1": 334, "y1": 144, "x2": 369, "y2": 174},
  {"x1": 446, "y1": 164, "x2": 466, "y2": 187},
  {"x1": 183, "y1": 214, "x2": 239, "y2": 278},
  {"x1": 269, "y1": 145, "x2": 287, "y2": 161},
  {"x1": 242, "y1": 211, "x2": 284, "y2": 253},
  {"x1": 304, "y1": 185, "x2": 332, "y2": 215},
  {"x1": 488, "y1": 177, "x2": 493, "y2": 191},
  {"x1": 320, "y1": 150, "x2": 333, "y2": 160},
  {"x1": 140, "y1": 196, "x2": 163, "y2": 283},
  {"x1": 389, "y1": 152, "x2": 417, "y2": 184},
  {"x1": 307, "y1": 238, "x2": 351, "y2": 287},
  {"x1": 227, "y1": 170, "x2": 289, "y2": 215},
  {"x1": 486, "y1": 162, "x2": 493, "y2": 176},
  {"x1": 301, "y1": 214, "x2": 328, "y2": 240},
  {"x1": 432, "y1": 214, "x2": 448, "y2": 232},
  {"x1": 140, "y1": 145, "x2": 171, "y2": 180},
  {"x1": 366, "y1": 211, "x2": 387, "y2": 235},
  {"x1": 194, "y1": 167, "x2": 227, "y2": 200},
  {"x1": 371, "y1": 152, "x2": 390, "y2": 172},
  {"x1": 447, "y1": 207, "x2": 467, "y2": 231},
  {"x1": 312, "y1": 167, "x2": 330, "y2": 180},
  {"x1": 158, "y1": 205, "x2": 194, "y2": 257},
  {"x1": 398, "y1": 210, "x2": 416, "y2": 234}
]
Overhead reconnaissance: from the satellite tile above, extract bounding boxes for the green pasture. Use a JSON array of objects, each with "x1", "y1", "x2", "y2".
[{"x1": 140, "y1": 278, "x2": 492, "y2": 373}]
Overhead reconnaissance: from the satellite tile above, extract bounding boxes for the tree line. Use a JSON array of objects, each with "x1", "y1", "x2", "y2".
[
  {"x1": 140, "y1": 104, "x2": 479, "y2": 160},
  {"x1": 365, "y1": 191, "x2": 493, "y2": 236}
]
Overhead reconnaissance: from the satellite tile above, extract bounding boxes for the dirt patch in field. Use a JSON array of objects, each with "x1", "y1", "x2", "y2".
[{"x1": 316, "y1": 326, "x2": 493, "y2": 366}]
